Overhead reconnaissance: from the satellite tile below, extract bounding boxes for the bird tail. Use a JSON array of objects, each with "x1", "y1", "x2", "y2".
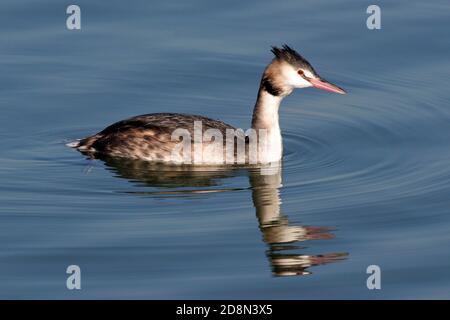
[{"x1": 66, "y1": 140, "x2": 81, "y2": 148}]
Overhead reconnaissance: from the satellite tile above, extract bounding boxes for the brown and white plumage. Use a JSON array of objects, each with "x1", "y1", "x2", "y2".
[
  {"x1": 68, "y1": 45, "x2": 346, "y2": 164},
  {"x1": 70, "y1": 113, "x2": 238, "y2": 162}
]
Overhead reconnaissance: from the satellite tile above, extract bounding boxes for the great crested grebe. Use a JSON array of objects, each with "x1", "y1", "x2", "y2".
[{"x1": 68, "y1": 45, "x2": 346, "y2": 164}]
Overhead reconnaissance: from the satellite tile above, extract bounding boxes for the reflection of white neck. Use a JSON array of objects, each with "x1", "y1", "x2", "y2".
[
  {"x1": 252, "y1": 169, "x2": 282, "y2": 223},
  {"x1": 251, "y1": 89, "x2": 284, "y2": 163}
]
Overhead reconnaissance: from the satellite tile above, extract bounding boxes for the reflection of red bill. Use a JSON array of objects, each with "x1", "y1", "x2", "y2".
[{"x1": 309, "y1": 78, "x2": 346, "y2": 94}]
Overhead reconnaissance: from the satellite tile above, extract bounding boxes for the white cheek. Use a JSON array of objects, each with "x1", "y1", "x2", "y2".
[
  {"x1": 293, "y1": 76, "x2": 312, "y2": 88},
  {"x1": 284, "y1": 68, "x2": 312, "y2": 88}
]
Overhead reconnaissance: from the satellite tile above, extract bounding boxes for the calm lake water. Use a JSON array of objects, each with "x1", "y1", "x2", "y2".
[{"x1": 1, "y1": 0, "x2": 450, "y2": 299}]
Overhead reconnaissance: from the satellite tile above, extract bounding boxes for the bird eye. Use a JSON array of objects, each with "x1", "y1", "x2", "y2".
[{"x1": 297, "y1": 70, "x2": 304, "y2": 76}]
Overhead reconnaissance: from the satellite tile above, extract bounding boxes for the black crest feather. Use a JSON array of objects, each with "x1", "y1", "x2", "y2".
[{"x1": 271, "y1": 44, "x2": 317, "y2": 75}]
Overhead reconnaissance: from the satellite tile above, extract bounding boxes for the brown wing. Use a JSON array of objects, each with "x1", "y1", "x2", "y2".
[{"x1": 76, "y1": 113, "x2": 237, "y2": 160}]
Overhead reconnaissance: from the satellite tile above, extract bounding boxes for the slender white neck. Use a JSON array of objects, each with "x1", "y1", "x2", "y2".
[
  {"x1": 252, "y1": 90, "x2": 282, "y2": 130},
  {"x1": 251, "y1": 88, "x2": 284, "y2": 163}
]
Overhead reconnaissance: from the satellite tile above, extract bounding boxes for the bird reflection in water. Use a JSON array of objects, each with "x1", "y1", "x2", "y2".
[
  {"x1": 88, "y1": 156, "x2": 348, "y2": 276},
  {"x1": 250, "y1": 169, "x2": 347, "y2": 276}
]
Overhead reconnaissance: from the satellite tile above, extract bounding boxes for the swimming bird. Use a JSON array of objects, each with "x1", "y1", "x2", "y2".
[{"x1": 68, "y1": 45, "x2": 345, "y2": 164}]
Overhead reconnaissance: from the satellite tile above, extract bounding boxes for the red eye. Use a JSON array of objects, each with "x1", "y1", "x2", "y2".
[{"x1": 297, "y1": 70, "x2": 304, "y2": 76}]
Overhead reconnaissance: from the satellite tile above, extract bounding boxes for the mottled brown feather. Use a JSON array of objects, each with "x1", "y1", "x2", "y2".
[{"x1": 76, "y1": 113, "x2": 241, "y2": 161}]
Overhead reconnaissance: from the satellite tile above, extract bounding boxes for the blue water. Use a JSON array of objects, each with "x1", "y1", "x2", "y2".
[{"x1": 1, "y1": 0, "x2": 450, "y2": 299}]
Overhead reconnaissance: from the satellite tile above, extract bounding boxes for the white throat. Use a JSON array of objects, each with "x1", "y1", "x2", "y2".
[{"x1": 251, "y1": 89, "x2": 284, "y2": 163}]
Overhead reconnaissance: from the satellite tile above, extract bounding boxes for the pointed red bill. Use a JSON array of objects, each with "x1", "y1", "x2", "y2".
[{"x1": 309, "y1": 78, "x2": 346, "y2": 94}]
